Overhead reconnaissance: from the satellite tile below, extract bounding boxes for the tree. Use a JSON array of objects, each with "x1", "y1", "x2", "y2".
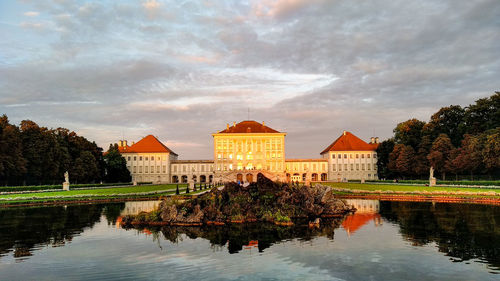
[
  {"x1": 388, "y1": 144, "x2": 405, "y2": 178},
  {"x1": 413, "y1": 135, "x2": 432, "y2": 177},
  {"x1": 481, "y1": 128, "x2": 500, "y2": 175},
  {"x1": 0, "y1": 115, "x2": 26, "y2": 185},
  {"x1": 393, "y1": 119, "x2": 426, "y2": 150},
  {"x1": 376, "y1": 139, "x2": 395, "y2": 179},
  {"x1": 424, "y1": 105, "x2": 465, "y2": 146},
  {"x1": 427, "y1": 134, "x2": 455, "y2": 180},
  {"x1": 71, "y1": 151, "x2": 99, "y2": 184},
  {"x1": 450, "y1": 135, "x2": 483, "y2": 179},
  {"x1": 104, "y1": 144, "x2": 131, "y2": 183},
  {"x1": 395, "y1": 145, "x2": 415, "y2": 178},
  {"x1": 463, "y1": 92, "x2": 500, "y2": 135}
]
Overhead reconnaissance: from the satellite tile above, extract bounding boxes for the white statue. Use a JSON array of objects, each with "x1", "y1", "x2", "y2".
[
  {"x1": 64, "y1": 171, "x2": 69, "y2": 183},
  {"x1": 429, "y1": 166, "x2": 434, "y2": 180}
]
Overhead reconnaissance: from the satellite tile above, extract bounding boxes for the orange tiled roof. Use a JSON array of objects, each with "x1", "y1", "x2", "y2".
[
  {"x1": 218, "y1": 120, "x2": 281, "y2": 134},
  {"x1": 320, "y1": 131, "x2": 378, "y2": 154},
  {"x1": 118, "y1": 135, "x2": 177, "y2": 155}
]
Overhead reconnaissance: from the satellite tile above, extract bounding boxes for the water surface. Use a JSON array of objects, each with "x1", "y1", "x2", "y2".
[{"x1": 0, "y1": 199, "x2": 499, "y2": 280}]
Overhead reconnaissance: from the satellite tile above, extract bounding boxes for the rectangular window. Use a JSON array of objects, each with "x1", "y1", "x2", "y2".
[
  {"x1": 157, "y1": 166, "x2": 160, "y2": 173},
  {"x1": 139, "y1": 166, "x2": 142, "y2": 173},
  {"x1": 173, "y1": 166, "x2": 177, "y2": 172},
  {"x1": 139, "y1": 156, "x2": 142, "y2": 161},
  {"x1": 350, "y1": 154, "x2": 353, "y2": 159},
  {"x1": 145, "y1": 157, "x2": 148, "y2": 161},
  {"x1": 133, "y1": 166, "x2": 137, "y2": 173},
  {"x1": 338, "y1": 154, "x2": 341, "y2": 159},
  {"x1": 356, "y1": 164, "x2": 359, "y2": 170},
  {"x1": 367, "y1": 154, "x2": 371, "y2": 158},
  {"x1": 356, "y1": 154, "x2": 359, "y2": 159},
  {"x1": 344, "y1": 164, "x2": 348, "y2": 170},
  {"x1": 163, "y1": 166, "x2": 166, "y2": 173},
  {"x1": 313, "y1": 164, "x2": 317, "y2": 170},
  {"x1": 339, "y1": 165, "x2": 342, "y2": 171},
  {"x1": 361, "y1": 154, "x2": 364, "y2": 159},
  {"x1": 162, "y1": 156, "x2": 166, "y2": 161},
  {"x1": 362, "y1": 164, "x2": 365, "y2": 170},
  {"x1": 350, "y1": 164, "x2": 353, "y2": 170},
  {"x1": 134, "y1": 156, "x2": 137, "y2": 161},
  {"x1": 374, "y1": 153, "x2": 377, "y2": 159},
  {"x1": 367, "y1": 164, "x2": 371, "y2": 170},
  {"x1": 127, "y1": 156, "x2": 131, "y2": 161},
  {"x1": 332, "y1": 164, "x2": 336, "y2": 171},
  {"x1": 344, "y1": 154, "x2": 347, "y2": 159},
  {"x1": 332, "y1": 154, "x2": 335, "y2": 159}
]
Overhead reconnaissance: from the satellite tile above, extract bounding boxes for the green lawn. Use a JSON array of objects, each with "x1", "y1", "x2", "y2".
[
  {"x1": 323, "y1": 182, "x2": 500, "y2": 194},
  {"x1": 0, "y1": 184, "x2": 179, "y2": 200}
]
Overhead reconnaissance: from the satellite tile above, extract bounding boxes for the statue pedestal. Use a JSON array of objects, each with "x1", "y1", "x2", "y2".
[
  {"x1": 361, "y1": 179, "x2": 365, "y2": 184},
  {"x1": 133, "y1": 181, "x2": 137, "y2": 186},
  {"x1": 189, "y1": 182, "x2": 195, "y2": 192},
  {"x1": 63, "y1": 182, "x2": 70, "y2": 191},
  {"x1": 430, "y1": 177, "x2": 436, "y2": 187}
]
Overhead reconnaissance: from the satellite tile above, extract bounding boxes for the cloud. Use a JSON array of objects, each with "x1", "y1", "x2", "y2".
[
  {"x1": 1, "y1": 0, "x2": 499, "y2": 159},
  {"x1": 23, "y1": 11, "x2": 39, "y2": 17}
]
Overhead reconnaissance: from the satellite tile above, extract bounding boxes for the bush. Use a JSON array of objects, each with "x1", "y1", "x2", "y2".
[{"x1": 0, "y1": 182, "x2": 133, "y2": 193}]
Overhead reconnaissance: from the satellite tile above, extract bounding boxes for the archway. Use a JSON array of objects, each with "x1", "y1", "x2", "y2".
[
  {"x1": 292, "y1": 173, "x2": 300, "y2": 182},
  {"x1": 200, "y1": 175, "x2": 206, "y2": 183},
  {"x1": 209, "y1": 175, "x2": 213, "y2": 183},
  {"x1": 246, "y1": 173, "x2": 253, "y2": 183},
  {"x1": 286, "y1": 173, "x2": 291, "y2": 183},
  {"x1": 321, "y1": 173, "x2": 327, "y2": 181},
  {"x1": 312, "y1": 173, "x2": 318, "y2": 181},
  {"x1": 302, "y1": 173, "x2": 307, "y2": 181},
  {"x1": 172, "y1": 175, "x2": 179, "y2": 183},
  {"x1": 236, "y1": 173, "x2": 243, "y2": 183},
  {"x1": 181, "y1": 175, "x2": 187, "y2": 183}
]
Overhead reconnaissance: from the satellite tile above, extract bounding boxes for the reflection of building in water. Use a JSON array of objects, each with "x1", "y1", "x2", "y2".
[
  {"x1": 344, "y1": 199, "x2": 380, "y2": 214},
  {"x1": 120, "y1": 201, "x2": 161, "y2": 216},
  {"x1": 342, "y1": 199, "x2": 382, "y2": 236}
]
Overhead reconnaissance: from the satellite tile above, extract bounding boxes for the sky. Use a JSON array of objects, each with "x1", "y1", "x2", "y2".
[{"x1": 0, "y1": 0, "x2": 499, "y2": 159}]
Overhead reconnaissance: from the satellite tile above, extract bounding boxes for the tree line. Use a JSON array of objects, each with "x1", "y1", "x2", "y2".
[
  {"x1": 377, "y1": 92, "x2": 499, "y2": 180},
  {"x1": 0, "y1": 115, "x2": 130, "y2": 186}
]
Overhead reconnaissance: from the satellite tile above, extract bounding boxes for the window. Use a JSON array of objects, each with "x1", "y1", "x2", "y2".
[
  {"x1": 332, "y1": 164, "x2": 336, "y2": 171},
  {"x1": 217, "y1": 154, "x2": 222, "y2": 160},
  {"x1": 367, "y1": 164, "x2": 371, "y2": 170},
  {"x1": 367, "y1": 154, "x2": 371, "y2": 158},
  {"x1": 350, "y1": 164, "x2": 353, "y2": 170},
  {"x1": 229, "y1": 164, "x2": 233, "y2": 170},
  {"x1": 139, "y1": 166, "x2": 142, "y2": 173},
  {"x1": 344, "y1": 164, "x2": 347, "y2": 170},
  {"x1": 339, "y1": 165, "x2": 342, "y2": 171},
  {"x1": 158, "y1": 157, "x2": 160, "y2": 161},
  {"x1": 127, "y1": 156, "x2": 131, "y2": 161},
  {"x1": 338, "y1": 154, "x2": 341, "y2": 159},
  {"x1": 201, "y1": 166, "x2": 205, "y2": 172},
  {"x1": 356, "y1": 154, "x2": 359, "y2": 159},
  {"x1": 362, "y1": 164, "x2": 365, "y2": 170},
  {"x1": 229, "y1": 154, "x2": 233, "y2": 159},
  {"x1": 145, "y1": 157, "x2": 148, "y2": 161},
  {"x1": 332, "y1": 154, "x2": 335, "y2": 159},
  {"x1": 157, "y1": 166, "x2": 160, "y2": 173},
  {"x1": 133, "y1": 166, "x2": 137, "y2": 173},
  {"x1": 162, "y1": 156, "x2": 166, "y2": 161},
  {"x1": 350, "y1": 154, "x2": 353, "y2": 159},
  {"x1": 139, "y1": 156, "x2": 142, "y2": 161},
  {"x1": 356, "y1": 164, "x2": 359, "y2": 170},
  {"x1": 344, "y1": 154, "x2": 347, "y2": 159},
  {"x1": 134, "y1": 156, "x2": 137, "y2": 161},
  {"x1": 361, "y1": 154, "x2": 364, "y2": 159},
  {"x1": 173, "y1": 166, "x2": 177, "y2": 172},
  {"x1": 374, "y1": 153, "x2": 377, "y2": 159},
  {"x1": 163, "y1": 166, "x2": 166, "y2": 173}
]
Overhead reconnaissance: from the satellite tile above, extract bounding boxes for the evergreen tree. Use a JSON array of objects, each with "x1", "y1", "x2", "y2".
[
  {"x1": 104, "y1": 144, "x2": 132, "y2": 183},
  {"x1": 376, "y1": 139, "x2": 395, "y2": 179}
]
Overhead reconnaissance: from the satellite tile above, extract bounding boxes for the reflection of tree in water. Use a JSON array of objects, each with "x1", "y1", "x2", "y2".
[
  {"x1": 379, "y1": 201, "x2": 500, "y2": 269},
  {"x1": 136, "y1": 218, "x2": 344, "y2": 254},
  {"x1": 0, "y1": 203, "x2": 125, "y2": 261}
]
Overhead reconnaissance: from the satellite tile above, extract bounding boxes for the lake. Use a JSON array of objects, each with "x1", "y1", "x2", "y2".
[{"x1": 0, "y1": 199, "x2": 499, "y2": 280}]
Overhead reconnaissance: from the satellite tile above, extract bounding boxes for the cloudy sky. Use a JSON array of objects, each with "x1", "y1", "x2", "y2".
[{"x1": 0, "y1": 0, "x2": 498, "y2": 159}]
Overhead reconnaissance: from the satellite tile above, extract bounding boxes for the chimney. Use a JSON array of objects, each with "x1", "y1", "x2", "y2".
[
  {"x1": 227, "y1": 123, "x2": 229, "y2": 130},
  {"x1": 233, "y1": 121, "x2": 236, "y2": 126},
  {"x1": 124, "y1": 140, "x2": 128, "y2": 147},
  {"x1": 132, "y1": 141, "x2": 135, "y2": 145},
  {"x1": 370, "y1": 137, "x2": 375, "y2": 143},
  {"x1": 375, "y1": 137, "x2": 379, "y2": 144},
  {"x1": 118, "y1": 140, "x2": 123, "y2": 147},
  {"x1": 343, "y1": 131, "x2": 346, "y2": 136},
  {"x1": 262, "y1": 121, "x2": 265, "y2": 126}
]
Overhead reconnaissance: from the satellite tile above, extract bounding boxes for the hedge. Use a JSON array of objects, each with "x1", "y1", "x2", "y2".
[
  {"x1": 364, "y1": 179, "x2": 500, "y2": 186},
  {"x1": 0, "y1": 182, "x2": 133, "y2": 193}
]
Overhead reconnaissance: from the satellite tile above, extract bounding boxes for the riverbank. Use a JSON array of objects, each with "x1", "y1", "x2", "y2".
[
  {"x1": 0, "y1": 184, "x2": 213, "y2": 206},
  {"x1": 323, "y1": 182, "x2": 500, "y2": 204}
]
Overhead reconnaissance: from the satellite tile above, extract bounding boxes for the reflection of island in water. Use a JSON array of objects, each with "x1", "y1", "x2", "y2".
[
  {"x1": 1, "y1": 199, "x2": 500, "y2": 271},
  {"x1": 0, "y1": 203, "x2": 125, "y2": 261}
]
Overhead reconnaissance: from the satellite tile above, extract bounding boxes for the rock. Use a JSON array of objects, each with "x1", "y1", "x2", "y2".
[
  {"x1": 160, "y1": 204, "x2": 178, "y2": 223},
  {"x1": 185, "y1": 205, "x2": 204, "y2": 224}
]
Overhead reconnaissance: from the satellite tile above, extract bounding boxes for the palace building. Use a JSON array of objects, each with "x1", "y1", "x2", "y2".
[{"x1": 118, "y1": 120, "x2": 379, "y2": 184}]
